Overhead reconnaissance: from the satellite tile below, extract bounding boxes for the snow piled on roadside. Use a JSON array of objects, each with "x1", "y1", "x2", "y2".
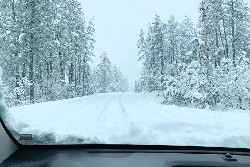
[{"x1": 5, "y1": 92, "x2": 250, "y2": 148}]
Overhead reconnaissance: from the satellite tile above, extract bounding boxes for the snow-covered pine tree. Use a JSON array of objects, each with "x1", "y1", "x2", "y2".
[
  {"x1": 137, "y1": 0, "x2": 250, "y2": 109},
  {"x1": 0, "y1": 0, "x2": 95, "y2": 106},
  {"x1": 93, "y1": 52, "x2": 113, "y2": 93},
  {"x1": 93, "y1": 52, "x2": 128, "y2": 93},
  {"x1": 137, "y1": 15, "x2": 166, "y2": 92}
]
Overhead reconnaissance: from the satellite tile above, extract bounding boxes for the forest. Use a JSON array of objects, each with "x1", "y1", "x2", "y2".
[
  {"x1": 0, "y1": 0, "x2": 128, "y2": 107},
  {"x1": 1, "y1": 0, "x2": 250, "y2": 147},
  {"x1": 1, "y1": 0, "x2": 250, "y2": 111},
  {"x1": 136, "y1": 0, "x2": 250, "y2": 109}
]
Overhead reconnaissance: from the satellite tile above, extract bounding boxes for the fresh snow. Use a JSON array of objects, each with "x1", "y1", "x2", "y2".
[
  {"x1": 186, "y1": 51, "x2": 193, "y2": 56},
  {"x1": 6, "y1": 92, "x2": 250, "y2": 147}
]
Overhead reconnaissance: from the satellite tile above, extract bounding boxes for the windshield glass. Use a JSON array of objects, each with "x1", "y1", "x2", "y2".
[{"x1": 1, "y1": 0, "x2": 250, "y2": 147}]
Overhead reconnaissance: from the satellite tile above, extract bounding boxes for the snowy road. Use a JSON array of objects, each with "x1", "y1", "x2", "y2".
[{"x1": 6, "y1": 92, "x2": 250, "y2": 147}]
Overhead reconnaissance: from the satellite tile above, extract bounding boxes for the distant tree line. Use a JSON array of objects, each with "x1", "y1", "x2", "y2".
[
  {"x1": 93, "y1": 52, "x2": 129, "y2": 93},
  {"x1": 136, "y1": 0, "x2": 250, "y2": 109},
  {"x1": 0, "y1": 0, "x2": 128, "y2": 107}
]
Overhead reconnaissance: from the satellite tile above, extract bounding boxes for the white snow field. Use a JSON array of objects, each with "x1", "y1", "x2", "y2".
[{"x1": 6, "y1": 92, "x2": 250, "y2": 147}]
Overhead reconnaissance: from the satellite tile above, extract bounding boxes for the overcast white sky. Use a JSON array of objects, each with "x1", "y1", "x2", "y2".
[{"x1": 77, "y1": 0, "x2": 250, "y2": 90}]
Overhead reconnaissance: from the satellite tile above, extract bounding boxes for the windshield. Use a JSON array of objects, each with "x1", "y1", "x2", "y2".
[{"x1": 1, "y1": 0, "x2": 250, "y2": 147}]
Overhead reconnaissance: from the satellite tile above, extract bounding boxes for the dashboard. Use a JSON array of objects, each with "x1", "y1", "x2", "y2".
[{"x1": 1, "y1": 149, "x2": 250, "y2": 167}]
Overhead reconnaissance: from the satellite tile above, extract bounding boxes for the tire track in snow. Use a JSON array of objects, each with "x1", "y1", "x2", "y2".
[
  {"x1": 119, "y1": 95, "x2": 136, "y2": 132},
  {"x1": 98, "y1": 98, "x2": 113, "y2": 122},
  {"x1": 118, "y1": 96, "x2": 130, "y2": 120}
]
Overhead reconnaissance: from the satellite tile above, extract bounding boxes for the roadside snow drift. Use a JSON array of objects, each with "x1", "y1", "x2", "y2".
[{"x1": 5, "y1": 92, "x2": 250, "y2": 147}]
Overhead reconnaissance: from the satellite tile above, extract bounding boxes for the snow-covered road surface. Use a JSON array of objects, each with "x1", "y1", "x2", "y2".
[{"x1": 6, "y1": 92, "x2": 250, "y2": 147}]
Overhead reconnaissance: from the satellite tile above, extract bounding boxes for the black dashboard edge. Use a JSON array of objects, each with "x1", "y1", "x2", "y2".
[{"x1": 0, "y1": 117, "x2": 21, "y2": 147}]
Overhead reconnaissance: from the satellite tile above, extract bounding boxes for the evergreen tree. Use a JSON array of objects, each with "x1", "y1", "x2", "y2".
[
  {"x1": 0, "y1": 0, "x2": 95, "y2": 107},
  {"x1": 137, "y1": 0, "x2": 250, "y2": 110},
  {"x1": 93, "y1": 53, "x2": 128, "y2": 93}
]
